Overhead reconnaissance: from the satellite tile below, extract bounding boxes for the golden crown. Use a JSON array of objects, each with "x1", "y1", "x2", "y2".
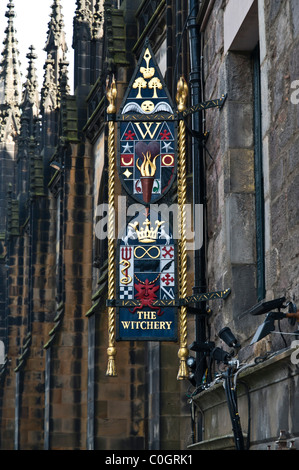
[{"x1": 129, "y1": 218, "x2": 164, "y2": 243}]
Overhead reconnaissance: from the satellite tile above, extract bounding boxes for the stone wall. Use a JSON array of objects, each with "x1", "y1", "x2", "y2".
[
  {"x1": 203, "y1": 0, "x2": 260, "y2": 353},
  {"x1": 190, "y1": 349, "x2": 299, "y2": 450},
  {"x1": 263, "y1": 0, "x2": 299, "y2": 303},
  {"x1": 200, "y1": 0, "x2": 299, "y2": 358},
  {"x1": 191, "y1": 0, "x2": 299, "y2": 449},
  {"x1": 47, "y1": 142, "x2": 93, "y2": 450}
]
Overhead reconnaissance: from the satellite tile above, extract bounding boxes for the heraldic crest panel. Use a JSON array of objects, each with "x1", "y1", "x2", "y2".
[{"x1": 117, "y1": 207, "x2": 178, "y2": 341}]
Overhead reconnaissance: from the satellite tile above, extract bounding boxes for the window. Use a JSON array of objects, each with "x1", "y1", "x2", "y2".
[
  {"x1": 224, "y1": 0, "x2": 258, "y2": 53},
  {"x1": 155, "y1": 38, "x2": 167, "y2": 78},
  {"x1": 0, "y1": 340, "x2": 4, "y2": 364}
]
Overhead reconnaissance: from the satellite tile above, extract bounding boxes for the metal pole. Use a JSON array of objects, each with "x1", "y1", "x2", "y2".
[
  {"x1": 177, "y1": 77, "x2": 189, "y2": 380},
  {"x1": 188, "y1": 0, "x2": 207, "y2": 385},
  {"x1": 106, "y1": 78, "x2": 117, "y2": 377}
]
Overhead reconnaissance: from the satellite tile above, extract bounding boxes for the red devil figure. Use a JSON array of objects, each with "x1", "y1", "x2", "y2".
[{"x1": 130, "y1": 279, "x2": 164, "y2": 316}]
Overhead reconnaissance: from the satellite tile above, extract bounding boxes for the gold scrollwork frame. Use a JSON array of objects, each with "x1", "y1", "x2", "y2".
[{"x1": 105, "y1": 76, "x2": 190, "y2": 380}]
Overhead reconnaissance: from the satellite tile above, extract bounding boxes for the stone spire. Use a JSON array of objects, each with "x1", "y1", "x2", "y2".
[
  {"x1": 0, "y1": 0, "x2": 22, "y2": 106},
  {"x1": 0, "y1": 0, "x2": 22, "y2": 105},
  {"x1": 16, "y1": 46, "x2": 41, "y2": 203},
  {"x1": 73, "y1": 0, "x2": 93, "y2": 48},
  {"x1": 0, "y1": 0, "x2": 22, "y2": 142},
  {"x1": 74, "y1": 0, "x2": 103, "y2": 38},
  {"x1": 74, "y1": 0, "x2": 93, "y2": 23},
  {"x1": 44, "y1": 0, "x2": 68, "y2": 83},
  {"x1": 22, "y1": 46, "x2": 39, "y2": 115},
  {"x1": 92, "y1": 0, "x2": 104, "y2": 40},
  {"x1": 41, "y1": 54, "x2": 58, "y2": 111}
]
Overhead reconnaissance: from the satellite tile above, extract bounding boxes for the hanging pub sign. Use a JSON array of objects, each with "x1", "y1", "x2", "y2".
[
  {"x1": 115, "y1": 41, "x2": 178, "y2": 342},
  {"x1": 105, "y1": 38, "x2": 230, "y2": 379},
  {"x1": 104, "y1": 39, "x2": 183, "y2": 378}
]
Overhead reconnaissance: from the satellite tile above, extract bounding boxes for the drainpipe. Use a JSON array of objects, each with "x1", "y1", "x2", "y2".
[
  {"x1": 176, "y1": 0, "x2": 182, "y2": 78},
  {"x1": 188, "y1": 0, "x2": 207, "y2": 386}
]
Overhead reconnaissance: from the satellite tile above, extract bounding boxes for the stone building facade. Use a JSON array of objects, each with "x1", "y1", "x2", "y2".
[
  {"x1": 190, "y1": 0, "x2": 299, "y2": 450},
  {"x1": 0, "y1": 0, "x2": 298, "y2": 451}
]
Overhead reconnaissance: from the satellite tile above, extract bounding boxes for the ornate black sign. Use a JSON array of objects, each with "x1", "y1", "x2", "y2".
[{"x1": 115, "y1": 41, "x2": 178, "y2": 341}]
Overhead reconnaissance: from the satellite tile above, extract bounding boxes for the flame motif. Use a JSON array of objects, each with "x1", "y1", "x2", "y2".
[{"x1": 136, "y1": 152, "x2": 159, "y2": 177}]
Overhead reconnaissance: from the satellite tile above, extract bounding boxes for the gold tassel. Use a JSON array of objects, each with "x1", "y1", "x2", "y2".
[{"x1": 106, "y1": 345, "x2": 117, "y2": 377}]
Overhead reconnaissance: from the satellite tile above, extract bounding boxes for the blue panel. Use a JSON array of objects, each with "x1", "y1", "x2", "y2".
[{"x1": 117, "y1": 208, "x2": 178, "y2": 342}]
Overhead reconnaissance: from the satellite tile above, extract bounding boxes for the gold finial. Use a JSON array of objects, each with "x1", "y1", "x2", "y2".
[
  {"x1": 106, "y1": 76, "x2": 117, "y2": 114},
  {"x1": 176, "y1": 76, "x2": 188, "y2": 113},
  {"x1": 140, "y1": 48, "x2": 155, "y2": 79}
]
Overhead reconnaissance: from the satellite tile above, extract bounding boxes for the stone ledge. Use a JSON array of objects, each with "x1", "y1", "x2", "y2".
[
  {"x1": 190, "y1": 347, "x2": 299, "y2": 448},
  {"x1": 188, "y1": 433, "x2": 247, "y2": 451},
  {"x1": 193, "y1": 347, "x2": 297, "y2": 410}
]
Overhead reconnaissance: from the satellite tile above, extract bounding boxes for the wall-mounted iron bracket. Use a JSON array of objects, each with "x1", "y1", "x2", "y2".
[
  {"x1": 107, "y1": 288, "x2": 231, "y2": 308},
  {"x1": 180, "y1": 93, "x2": 227, "y2": 118},
  {"x1": 116, "y1": 94, "x2": 227, "y2": 123}
]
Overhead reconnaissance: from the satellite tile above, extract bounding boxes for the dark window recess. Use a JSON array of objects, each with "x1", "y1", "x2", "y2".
[{"x1": 253, "y1": 45, "x2": 265, "y2": 301}]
